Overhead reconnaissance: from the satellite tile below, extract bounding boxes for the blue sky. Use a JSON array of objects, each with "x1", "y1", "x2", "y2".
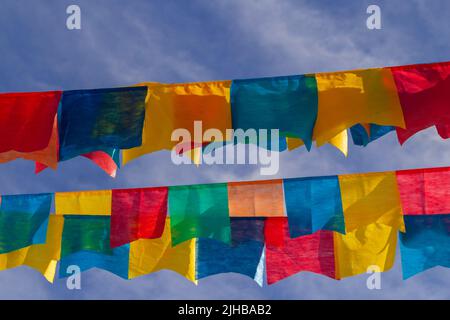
[{"x1": 0, "y1": 0, "x2": 449, "y2": 299}]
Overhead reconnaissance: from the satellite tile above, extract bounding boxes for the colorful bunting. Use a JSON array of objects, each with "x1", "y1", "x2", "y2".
[
  {"x1": 128, "y1": 218, "x2": 196, "y2": 282},
  {"x1": 391, "y1": 62, "x2": 450, "y2": 144},
  {"x1": 399, "y1": 215, "x2": 450, "y2": 279},
  {"x1": 196, "y1": 218, "x2": 265, "y2": 285},
  {"x1": 265, "y1": 217, "x2": 336, "y2": 284},
  {"x1": 0, "y1": 193, "x2": 52, "y2": 254},
  {"x1": 168, "y1": 183, "x2": 231, "y2": 246},
  {"x1": 0, "y1": 61, "x2": 448, "y2": 175},
  {"x1": 111, "y1": 187, "x2": 168, "y2": 248},
  {"x1": 284, "y1": 176, "x2": 345, "y2": 237},
  {"x1": 0, "y1": 166, "x2": 448, "y2": 282},
  {"x1": 396, "y1": 167, "x2": 450, "y2": 215},
  {"x1": 231, "y1": 75, "x2": 318, "y2": 149},
  {"x1": 58, "y1": 87, "x2": 147, "y2": 161},
  {"x1": 227, "y1": 180, "x2": 285, "y2": 217}
]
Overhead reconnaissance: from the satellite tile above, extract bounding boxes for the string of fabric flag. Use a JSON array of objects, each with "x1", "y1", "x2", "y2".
[
  {"x1": 0, "y1": 166, "x2": 448, "y2": 284},
  {"x1": 0, "y1": 61, "x2": 448, "y2": 177}
]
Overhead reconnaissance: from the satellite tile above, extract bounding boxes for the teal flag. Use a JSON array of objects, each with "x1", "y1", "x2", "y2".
[
  {"x1": 0, "y1": 193, "x2": 52, "y2": 254},
  {"x1": 168, "y1": 183, "x2": 231, "y2": 246}
]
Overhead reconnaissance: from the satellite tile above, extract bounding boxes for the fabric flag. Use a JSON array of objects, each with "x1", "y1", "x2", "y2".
[
  {"x1": 1, "y1": 115, "x2": 59, "y2": 170},
  {"x1": 265, "y1": 217, "x2": 336, "y2": 284},
  {"x1": 286, "y1": 130, "x2": 348, "y2": 156},
  {"x1": 0, "y1": 215, "x2": 64, "y2": 283},
  {"x1": 396, "y1": 167, "x2": 450, "y2": 215},
  {"x1": 58, "y1": 87, "x2": 147, "y2": 162},
  {"x1": 34, "y1": 137, "x2": 120, "y2": 177},
  {"x1": 111, "y1": 187, "x2": 168, "y2": 248},
  {"x1": 128, "y1": 218, "x2": 196, "y2": 283},
  {"x1": 196, "y1": 218, "x2": 265, "y2": 285},
  {"x1": 55, "y1": 190, "x2": 112, "y2": 216},
  {"x1": 0, "y1": 193, "x2": 52, "y2": 254},
  {"x1": 313, "y1": 68, "x2": 405, "y2": 153},
  {"x1": 350, "y1": 124, "x2": 395, "y2": 146},
  {"x1": 334, "y1": 222, "x2": 398, "y2": 279},
  {"x1": 284, "y1": 176, "x2": 345, "y2": 237},
  {"x1": 80, "y1": 149, "x2": 119, "y2": 177},
  {"x1": 399, "y1": 214, "x2": 450, "y2": 279},
  {"x1": 123, "y1": 81, "x2": 232, "y2": 165},
  {"x1": 230, "y1": 75, "x2": 318, "y2": 150},
  {"x1": 59, "y1": 215, "x2": 129, "y2": 279},
  {"x1": 0, "y1": 91, "x2": 61, "y2": 153},
  {"x1": 168, "y1": 183, "x2": 231, "y2": 246},
  {"x1": 227, "y1": 180, "x2": 285, "y2": 217},
  {"x1": 390, "y1": 62, "x2": 450, "y2": 144},
  {"x1": 338, "y1": 172, "x2": 405, "y2": 232}
]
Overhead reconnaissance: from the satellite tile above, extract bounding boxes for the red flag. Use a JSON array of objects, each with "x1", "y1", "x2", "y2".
[
  {"x1": 111, "y1": 187, "x2": 168, "y2": 248},
  {"x1": 391, "y1": 62, "x2": 450, "y2": 144},
  {"x1": 0, "y1": 91, "x2": 61, "y2": 153},
  {"x1": 265, "y1": 217, "x2": 336, "y2": 284},
  {"x1": 396, "y1": 167, "x2": 450, "y2": 215}
]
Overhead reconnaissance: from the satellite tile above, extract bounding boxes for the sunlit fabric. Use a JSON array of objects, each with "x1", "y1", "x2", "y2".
[
  {"x1": 338, "y1": 172, "x2": 405, "y2": 232},
  {"x1": 81, "y1": 150, "x2": 119, "y2": 177},
  {"x1": 2, "y1": 115, "x2": 59, "y2": 170},
  {"x1": 396, "y1": 167, "x2": 450, "y2": 215},
  {"x1": 58, "y1": 87, "x2": 147, "y2": 161},
  {"x1": 265, "y1": 217, "x2": 336, "y2": 284},
  {"x1": 61, "y1": 215, "x2": 112, "y2": 257},
  {"x1": 168, "y1": 183, "x2": 231, "y2": 246},
  {"x1": 59, "y1": 215, "x2": 129, "y2": 279},
  {"x1": 196, "y1": 218, "x2": 265, "y2": 285},
  {"x1": 0, "y1": 91, "x2": 61, "y2": 153},
  {"x1": 350, "y1": 124, "x2": 395, "y2": 146},
  {"x1": 0, "y1": 215, "x2": 63, "y2": 283},
  {"x1": 111, "y1": 187, "x2": 168, "y2": 248},
  {"x1": 0, "y1": 193, "x2": 52, "y2": 254},
  {"x1": 55, "y1": 190, "x2": 112, "y2": 216},
  {"x1": 230, "y1": 75, "x2": 318, "y2": 150},
  {"x1": 122, "y1": 81, "x2": 232, "y2": 165},
  {"x1": 128, "y1": 218, "x2": 196, "y2": 283},
  {"x1": 286, "y1": 129, "x2": 348, "y2": 156},
  {"x1": 391, "y1": 62, "x2": 450, "y2": 144},
  {"x1": 284, "y1": 176, "x2": 345, "y2": 237},
  {"x1": 334, "y1": 222, "x2": 398, "y2": 279},
  {"x1": 35, "y1": 145, "x2": 120, "y2": 177},
  {"x1": 314, "y1": 68, "x2": 405, "y2": 151},
  {"x1": 227, "y1": 180, "x2": 284, "y2": 217},
  {"x1": 399, "y1": 215, "x2": 450, "y2": 279}
]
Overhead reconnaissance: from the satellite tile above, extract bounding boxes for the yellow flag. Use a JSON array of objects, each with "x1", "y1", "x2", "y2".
[
  {"x1": 334, "y1": 223, "x2": 397, "y2": 279},
  {"x1": 286, "y1": 130, "x2": 348, "y2": 156},
  {"x1": 128, "y1": 218, "x2": 196, "y2": 283},
  {"x1": 123, "y1": 81, "x2": 232, "y2": 165},
  {"x1": 55, "y1": 190, "x2": 112, "y2": 215},
  {"x1": 314, "y1": 68, "x2": 405, "y2": 149},
  {"x1": 0, "y1": 215, "x2": 64, "y2": 283},
  {"x1": 338, "y1": 171, "x2": 405, "y2": 232}
]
